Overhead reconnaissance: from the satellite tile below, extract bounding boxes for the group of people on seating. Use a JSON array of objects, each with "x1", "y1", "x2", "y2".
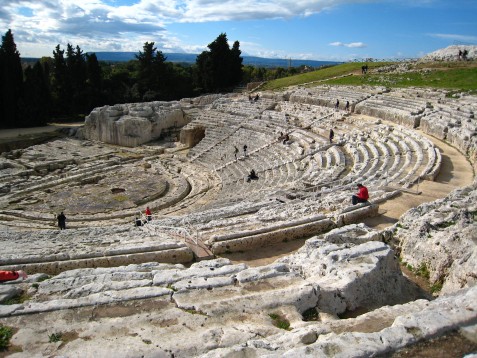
[{"x1": 135, "y1": 207, "x2": 152, "y2": 227}]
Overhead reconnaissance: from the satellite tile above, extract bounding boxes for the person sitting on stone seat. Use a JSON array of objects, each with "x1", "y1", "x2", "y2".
[
  {"x1": 247, "y1": 169, "x2": 259, "y2": 182},
  {"x1": 145, "y1": 207, "x2": 152, "y2": 222},
  {"x1": 352, "y1": 183, "x2": 369, "y2": 205},
  {"x1": 0, "y1": 270, "x2": 28, "y2": 282},
  {"x1": 282, "y1": 133, "x2": 290, "y2": 145}
]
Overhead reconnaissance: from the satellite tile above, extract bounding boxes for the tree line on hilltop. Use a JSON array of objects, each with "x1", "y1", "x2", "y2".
[{"x1": 0, "y1": 29, "x2": 307, "y2": 129}]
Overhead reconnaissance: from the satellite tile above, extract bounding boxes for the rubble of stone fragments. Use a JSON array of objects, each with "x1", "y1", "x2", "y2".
[{"x1": 0, "y1": 81, "x2": 476, "y2": 356}]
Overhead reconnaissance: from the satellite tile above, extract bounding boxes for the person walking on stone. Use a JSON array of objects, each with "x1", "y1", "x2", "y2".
[
  {"x1": 329, "y1": 129, "x2": 335, "y2": 143},
  {"x1": 352, "y1": 183, "x2": 369, "y2": 205},
  {"x1": 234, "y1": 146, "x2": 239, "y2": 160},
  {"x1": 345, "y1": 101, "x2": 350, "y2": 112},
  {"x1": 57, "y1": 211, "x2": 66, "y2": 230},
  {"x1": 145, "y1": 207, "x2": 152, "y2": 222},
  {"x1": 243, "y1": 144, "x2": 248, "y2": 157},
  {"x1": 335, "y1": 99, "x2": 339, "y2": 111}
]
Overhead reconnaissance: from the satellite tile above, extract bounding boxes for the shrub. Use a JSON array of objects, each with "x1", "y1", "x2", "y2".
[
  {"x1": 416, "y1": 262, "x2": 430, "y2": 279},
  {"x1": 48, "y1": 332, "x2": 62, "y2": 343},
  {"x1": 269, "y1": 313, "x2": 291, "y2": 330},
  {"x1": 0, "y1": 325, "x2": 14, "y2": 351},
  {"x1": 302, "y1": 308, "x2": 319, "y2": 321}
]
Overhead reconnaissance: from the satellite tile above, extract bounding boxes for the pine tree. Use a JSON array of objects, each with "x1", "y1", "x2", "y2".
[
  {"x1": 195, "y1": 33, "x2": 243, "y2": 93},
  {"x1": 51, "y1": 44, "x2": 70, "y2": 115},
  {"x1": 0, "y1": 29, "x2": 23, "y2": 128}
]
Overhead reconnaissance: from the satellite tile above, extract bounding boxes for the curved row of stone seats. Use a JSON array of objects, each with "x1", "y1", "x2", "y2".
[
  {"x1": 0, "y1": 157, "x2": 136, "y2": 204},
  {"x1": 163, "y1": 162, "x2": 223, "y2": 215},
  {"x1": 338, "y1": 121, "x2": 440, "y2": 188},
  {"x1": 0, "y1": 226, "x2": 416, "y2": 319},
  {"x1": 420, "y1": 101, "x2": 476, "y2": 160},
  {"x1": 211, "y1": 96, "x2": 277, "y2": 117},
  {"x1": 287, "y1": 86, "x2": 376, "y2": 111},
  {"x1": 0, "y1": 226, "x2": 193, "y2": 275},
  {"x1": 354, "y1": 93, "x2": 428, "y2": 128},
  {"x1": 274, "y1": 102, "x2": 336, "y2": 128},
  {"x1": 420, "y1": 102, "x2": 474, "y2": 139},
  {"x1": 0, "y1": 156, "x2": 196, "y2": 227}
]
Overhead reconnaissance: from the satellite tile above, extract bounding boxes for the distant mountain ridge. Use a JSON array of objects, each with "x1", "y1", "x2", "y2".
[{"x1": 89, "y1": 52, "x2": 341, "y2": 68}]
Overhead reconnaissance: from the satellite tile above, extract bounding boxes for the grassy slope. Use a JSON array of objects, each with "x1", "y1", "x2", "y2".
[{"x1": 260, "y1": 61, "x2": 477, "y2": 93}]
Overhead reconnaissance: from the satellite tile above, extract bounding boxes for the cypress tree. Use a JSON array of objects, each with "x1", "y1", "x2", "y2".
[{"x1": 0, "y1": 29, "x2": 23, "y2": 128}]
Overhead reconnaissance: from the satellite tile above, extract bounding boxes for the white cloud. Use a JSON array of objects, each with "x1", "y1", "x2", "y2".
[
  {"x1": 428, "y1": 33, "x2": 477, "y2": 43},
  {"x1": 329, "y1": 41, "x2": 366, "y2": 48}
]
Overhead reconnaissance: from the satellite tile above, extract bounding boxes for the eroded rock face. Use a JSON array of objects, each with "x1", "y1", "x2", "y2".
[
  {"x1": 421, "y1": 45, "x2": 477, "y2": 62},
  {"x1": 391, "y1": 179, "x2": 477, "y2": 294},
  {"x1": 81, "y1": 101, "x2": 188, "y2": 147}
]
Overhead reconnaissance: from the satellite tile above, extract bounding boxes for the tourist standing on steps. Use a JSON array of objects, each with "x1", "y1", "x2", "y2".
[
  {"x1": 335, "y1": 99, "x2": 339, "y2": 110},
  {"x1": 329, "y1": 129, "x2": 334, "y2": 143},
  {"x1": 57, "y1": 211, "x2": 66, "y2": 230},
  {"x1": 345, "y1": 101, "x2": 350, "y2": 112},
  {"x1": 145, "y1": 207, "x2": 152, "y2": 222},
  {"x1": 234, "y1": 146, "x2": 239, "y2": 160},
  {"x1": 0, "y1": 270, "x2": 28, "y2": 282},
  {"x1": 243, "y1": 144, "x2": 248, "y2": 157},
  {"x1": 352, "y1": 183, "x2": 369, "y2": 205}
]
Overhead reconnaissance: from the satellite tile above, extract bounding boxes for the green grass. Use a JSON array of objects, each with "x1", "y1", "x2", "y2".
[
  {"x1": 260, "y1": 62, "x2": 391, "y2": 90},
  {"x1": 0, "y1": 325, "x2": 14, "y2": 351},
  {"x1": 2, "y1": 291, "x2": 31, "y2": 305},
  {"x1": 48, "y1": 332, "x2": 62, "y2": 343},
  {"x1": 416, "y1": 262, "x2": 431, "y2": 280},
  {"x1": 113, "y1": 194, "x2": 129, "y2": 202},
  {"x1": 269, "y1": 313, "x2": 291, "y2": 330},
  {"x1": 182, "y1": 308, "x2": 207, "y2": 315},
  {"x1": 260, "y1": 61, "x2": 477, "y2": 93},
  {"x1": 430, "y1": 280, "x2": 443, "y2": 294}
]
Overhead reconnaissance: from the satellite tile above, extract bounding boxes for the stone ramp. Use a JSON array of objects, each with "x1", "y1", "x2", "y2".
[{"x1": 183, "y1": 237, "x2": 214, "y2": 261}]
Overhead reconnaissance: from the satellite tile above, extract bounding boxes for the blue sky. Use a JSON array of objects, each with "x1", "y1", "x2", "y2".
[{"x1": 1, "y1": 0, "x2": 476, "y2": 61}]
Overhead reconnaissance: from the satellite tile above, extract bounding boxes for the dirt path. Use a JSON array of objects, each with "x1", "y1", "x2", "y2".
[{"x1": 0, "y1": 122, "x2": 83, "y2": 139}]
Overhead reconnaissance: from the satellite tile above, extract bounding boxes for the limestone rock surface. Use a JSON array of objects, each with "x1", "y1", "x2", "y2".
[{"x1": 81, "y1": 101, "x2": 189, "y2": 147}]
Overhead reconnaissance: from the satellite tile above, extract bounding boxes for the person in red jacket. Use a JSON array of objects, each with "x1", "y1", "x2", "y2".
[
  {"x1": 0, "y1": 270, "x2": 27, "y2": 282},
  {"x1": 145, "y1": 207, "x2": 152, "y2": 222},
  {"x1": 352, "y1": 183, "x2": 369, "y2": 205}
]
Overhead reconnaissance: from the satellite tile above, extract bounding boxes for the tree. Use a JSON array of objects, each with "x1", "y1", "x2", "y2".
[
  {"x1": 85, "y1": 53, "x2": 103, "y2": 109},
  {"x1": 66, "y1": 44, "x2": 87, "y2": 113},
  {"x1": 135, "y1": 42, "x2": 168, "y2": 100},
  {"x1": 19, "y1": 61, "x2": 51, "y2": 127},
  {"x1": 51, "y1": 44, "x2": 70, "y2": 115},
  {"x1": 229, "y1": 41, "x2": 243, "y2": 85},
  {"x1": 195, "y1": 33, "x2": 243, "y2": 93},
  {"x1": 0, "y1": 29, "x2": 23, "y2": 128}
]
